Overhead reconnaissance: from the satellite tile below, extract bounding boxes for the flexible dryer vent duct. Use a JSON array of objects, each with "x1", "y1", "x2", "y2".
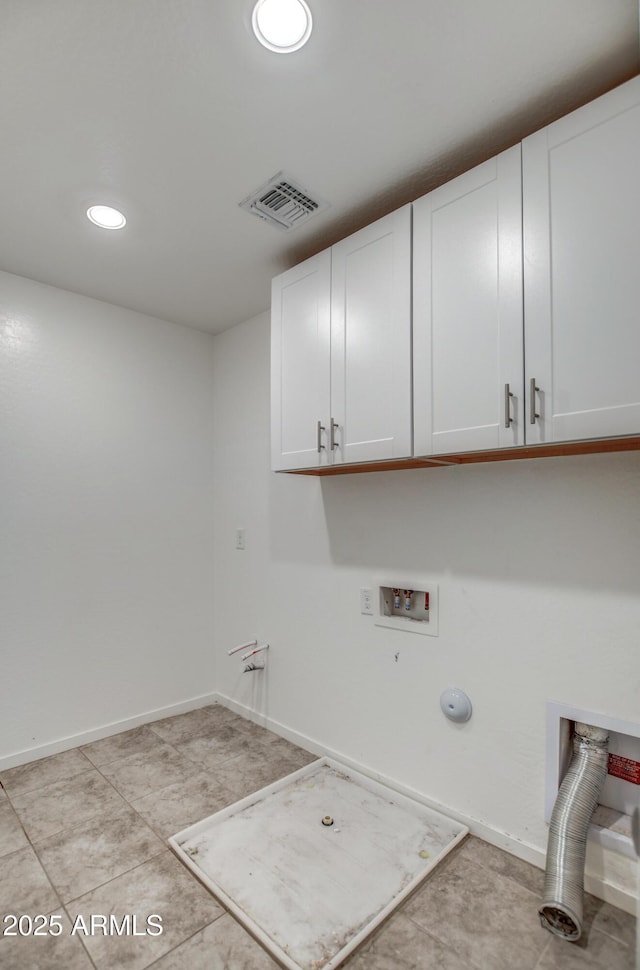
[{"x1": 539, "y1": 722, "x2": 609, "y2": 941}]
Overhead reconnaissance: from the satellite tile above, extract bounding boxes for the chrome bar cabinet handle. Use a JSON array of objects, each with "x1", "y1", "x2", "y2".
[
  {"x1": 530, "y1": 378, "x2": 540, "y2": 425},
  {"x1": 330, "y1": 417, "x2": 339, "y2": 451},
  {"x1": 317, "y1": 420, "x2": 325, "y2": 452},
  {"x1": 504, "y1": 383, "x2": 513, "y2": 429}
]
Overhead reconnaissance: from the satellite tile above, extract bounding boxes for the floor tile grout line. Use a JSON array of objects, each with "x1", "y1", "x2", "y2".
[
  {"x1": 0, "y1": 746, "x2": 96, "y2": 796},
  {"x1": 60, "y1": 899, "x2": 101, "y2": 970},
  {"x1": 87, "y1": 747, "x2": 205, "y2": 806},
  {"x1": 590, "y1": 921, "x2": 638, "y2": 948},
  {"x1": 533, "y1": 925, "x2": 636, "y2": 970},
  {"x1": 141, "y1": 913, "x2": 229, "y2": 970},
  {"x1": 111, "y1": 766, "x2": 212, "y2": 843},
  {"x1": 12, "y1": 769, "x2": 132, "y2": 847},
  {"x1": 406, "y1": 908, "x2": 548, "y2": 970},
  {"x1": 0, "y1": 793, "x2": 33, "y2": 856},
  {"x1": 0, "y1": 832, "x2": 69, "y2": 955},
  {"x1": 2, "y1": 837, "x2": 63, "y2": 907},
  {"x1": 446, "y1": 843, "x2": 557, "y2": 944},
  {"x1": 0, "y1": 902, "x2": 100, "y2": 970},
  {"x1": 456, "y1": 842, "x2": 546, "y2": 902},
  {"x1": 59, "y1": 859, "x2": 229, "y2": 970},
  {"x1": 473, "y1": 866, "x2": 544, "y2": 902},
  {"x1": 40, "y1": 836, "x2": 168, "y2": 911},
  {"x1": 401, "y1": 852, "x2": 551, "y2": 970},
  {"x1": 82, "y1": 729, "x2": 258, "y2": 797},
  {"x1": 123, "y1": 779, "x2": 242, "y2": 844},
  {"x1": 397, "y1": 913, "x2": 488, "y2": 970},
  {"x1": 145, "y1": 709, "x2": 247, "y2": 747},
  {"x1": 532, "y1": 933, "x2": 553, "y2": 969},
  {"x1": 82, "y1": 707, "x2": 242, "y2": 768},
  {"x1": 6, "y1": 750, "x2": 171, "y2": 860},
  {"x1": 0, "y1": 765, "x2": 97, "y2": 803},
  {"x1": 109, "y1": 761, "x2": 177, "y2": 837},
  {"x1": 90, "y1": 740, "x2": 198, "y2": 773},
  {"x1": 62, "y1": 845, "x2": 179, "y2": 909},
  {"x1": 79, "y1": 725, "x2": 168, "y2": 770},
  {"x1": 78, "y1": 747, "x2": 96, "y2": 769},
  {"x1": 401, "y1": 911, "x2": 484, "y2": 970}
]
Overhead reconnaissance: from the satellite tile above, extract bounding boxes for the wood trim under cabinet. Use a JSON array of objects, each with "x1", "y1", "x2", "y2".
[{"x1": 281, "y1": 436, "x2": 640, "y2": 476}]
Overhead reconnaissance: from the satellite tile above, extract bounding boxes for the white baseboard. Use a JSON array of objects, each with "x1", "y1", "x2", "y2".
[
  {"x1": 214, "y1": 692, "x2": 637, "y2": 916},
  {"x1": 0, "y1": 691, "x2": 220, "y2": 772}
]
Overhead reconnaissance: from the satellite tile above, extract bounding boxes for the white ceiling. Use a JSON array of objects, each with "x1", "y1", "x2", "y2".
[{"x1": 1, "y1": 1, "x2": 638, "y2": 334}]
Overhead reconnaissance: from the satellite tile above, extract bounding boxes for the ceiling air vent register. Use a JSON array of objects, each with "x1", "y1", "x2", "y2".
[{"x1": 239, "y1": 172, "x2": 328, "y2": 230}]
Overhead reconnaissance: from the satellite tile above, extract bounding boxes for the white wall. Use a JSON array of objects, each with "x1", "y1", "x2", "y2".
[
  {"x1": 0, "y1": 271, "x2": 216, "y2": 764},
  {"x1": 213, "y1": 310, "x2": 640, "y2": 907},
  {"x1": 3, "y1": 276, "x2": 638, "y2": 905}
]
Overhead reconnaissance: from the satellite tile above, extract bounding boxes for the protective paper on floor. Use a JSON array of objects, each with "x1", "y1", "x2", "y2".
[{"x1": 169, "y1": 758, "x2": 467, "y2": 970}]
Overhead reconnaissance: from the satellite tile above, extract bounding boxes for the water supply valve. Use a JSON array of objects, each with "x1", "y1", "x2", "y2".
[
  {"x1": 228, "y1": 639, "x2": 269, "y2": 672},
  {"x1": 374, "y1": 580, "x2": 439, "y2": 637}
]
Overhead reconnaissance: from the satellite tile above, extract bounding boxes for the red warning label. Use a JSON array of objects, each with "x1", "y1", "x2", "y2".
[{"x1": 607, "y1": 754, "x2": 640, "y2": 785}]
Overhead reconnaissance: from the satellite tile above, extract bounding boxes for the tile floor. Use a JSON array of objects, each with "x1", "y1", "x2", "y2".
[{"x1": 0, "y1": 703, "x2": 635, "y2": 970}]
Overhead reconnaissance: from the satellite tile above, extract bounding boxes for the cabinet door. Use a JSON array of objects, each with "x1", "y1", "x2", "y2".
[
  {"x1": 271, "y1": 251, "x2": 331, "y2": 470},
  {"x1": 523, "y1": 76, "x2": 640, "y2": 444},
  {"x1": 330, "y1": 206, "x2": 412, "y2": 464},
  {"x1": 413, "y1": 146, "x2": 524, "y2": 456}
]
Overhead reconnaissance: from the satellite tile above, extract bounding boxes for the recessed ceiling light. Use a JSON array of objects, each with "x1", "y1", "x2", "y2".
[
  {"x1": 251, "y1": 0, "x2": 312, "y2": 53},
  {"x1": 86, "y1": 204, "x2": 127, "y2": 230}
]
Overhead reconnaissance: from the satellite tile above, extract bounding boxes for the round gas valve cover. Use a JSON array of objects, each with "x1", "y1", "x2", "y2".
[{"x1": 440, "y1": 688, "x2": 472, "y2": 723}]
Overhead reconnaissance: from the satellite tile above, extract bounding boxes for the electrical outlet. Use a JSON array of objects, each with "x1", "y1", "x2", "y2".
[
  {"x1": 360, "y1": 587, "x2": 373, "y2": 615},
  {"x1": 235, "y1": 528, "x2": 246, "y2": 550}
]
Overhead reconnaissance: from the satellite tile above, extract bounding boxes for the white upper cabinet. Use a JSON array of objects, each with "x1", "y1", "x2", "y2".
[
  {"x1": 523, "y1": 76, "x2": 640, "y2": 444},
  {"x1": 271, "y1": 207, "x2": 412, "y2": 470},
  {"x1": 271, "y1": 251, "x2": 331, "y2": 470},
  {"x1": 413, "y1": 145, "x2": 524, "y2": 455},
  {"x1": 272, "y1": 77, "x2": 640, "y2": 474},
  {"x1": 331, "y1": 206, "x2": 412, "y2": 465}
]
